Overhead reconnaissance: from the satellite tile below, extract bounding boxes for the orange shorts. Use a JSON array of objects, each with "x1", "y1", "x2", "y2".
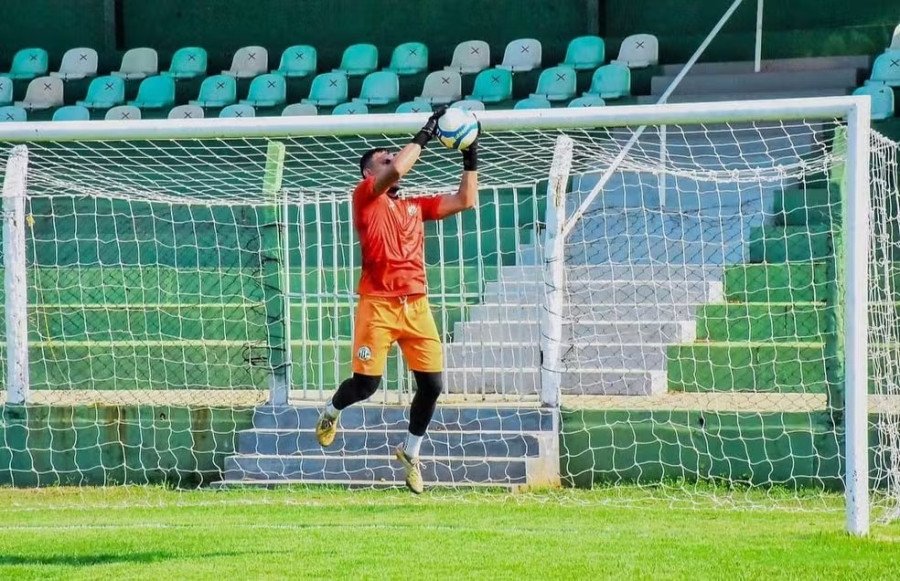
[{"x1": 351, "y1": 294, "x2": 443, "y2": 375}]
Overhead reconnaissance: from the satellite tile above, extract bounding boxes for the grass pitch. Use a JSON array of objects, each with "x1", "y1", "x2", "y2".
[{"x1": 0, "y1": 486, "x2": 897, "y2": 580}]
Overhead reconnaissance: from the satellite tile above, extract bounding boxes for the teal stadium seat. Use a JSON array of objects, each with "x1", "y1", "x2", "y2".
[
  {"x1": 0, "y1": 76, "x2": 12, "y2": 105},
  {"x1": 240, "y1": 73, "x2": 286, "y2": 107},
  {"x1": 112, "y1": 47, "x2": 158, "y2": 80},
  {"x1": 220, "y1": 104, "x2": 255, "y2": 118},
  {"x1": 568, "y1": 95, "x2": 605, "y2": 108},
  {"x1": 332, "y1": 102, "x2": 368, "y2": 115},
  {"x1": 189, "y1": 75, "x2": 237, "y2": 107},
  {"x1": 466, "y1": 68, "x2": 512, "y2": 103},
  {"x1": 335, "y1": 44, "x2": 378, "y2": 77},
  {"x1": 168, "y1": 104, "x2": 204, "y2": 119},
  {"x1": 560, "y1": 36, "x2": 605, "y2": 70},
  {"x1": 584, "y1": 63, "x2": 630, "y2": 99},
  {"x1": 529, "y1": 66, "x2": 577, "y2": 101},
  {"x1": 353, "y1": 71, "x2": 399, "y2": 105},
  {"x1": 223, "y1": 46, "x2": 268, "y2": 78},
  {"x1": 0, "y1": 105, "x2": 26, "y2": 122},
  {"x1": 854, "y1": 82, "x2": 895, "y2": 120},
  {"x1": 129, "y1": 75, "x2": 175, "y2": 109},
  {"x1": 163, "y1": 47, "x2": 208, "y2": 79},
  {"x1": 612, "y1": 34, "x2": 659, "y2": 68},
  {"x1": 51, "y1": 48, "x2": 98, "y2": 80},
  {"x1": 6, "y1": 48, "x2": 49, "y2": 80},
  {"x1": 302, "y1": 72, "x2": 348, "y2": 106},
  {"x1": 415, "y1": 70, "x2": 461, "y2": 105},
  {"x1": 52, "y1": 105, "x2": 90, "y2": 121},
  {"x1": 15, "y1": 76, "x2": 63, "y2": 110},
  {"x1": 77, "y1": 75, "x2": 125, "y2": 109},
  {"x1": 498, "y1": 38, "x2": 542, "y2": 72},
  {"x1": 444, "y1": 40, "x2": 490, "y2": 74},
  {"x1": 870, "y1": 50, "x2": 900, "y2": 87},
  {"x1": 387, "y1": 42, "x2": 428, "y2": 75},
  {"x1": 281, "y1": 103, "x2": 318, "y2": 116},
  {"x1": 395, "y1": 101, "x2": 432, "y2": 113},
  {"x1": 273, "y1": 45, "x2": 317, "y2": 77},
  {"x1": 514, "y1": 96, "x2": 551, "y2": 110},
  {"x1": 104, "y1": 105, "x2": 141, "y2": 120},
  {"x1": 450, "y1": 99, "x2": 485, "y2": 112}
]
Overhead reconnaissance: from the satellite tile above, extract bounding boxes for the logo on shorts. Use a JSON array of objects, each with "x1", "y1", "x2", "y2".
[
  {"x1": 357, "y1": 346, "x2": 372, "y2": 362},
  {"x1": 407, "y1": 205, "x2": 417, "y2": 216}
]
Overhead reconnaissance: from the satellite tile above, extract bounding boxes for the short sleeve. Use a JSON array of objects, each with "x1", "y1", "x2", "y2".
[
  {"x1": 415, "y1": 195, "x2": 443, "y2": 221},
  {"x1": 353, "y1": 176, "x2": 378, "y2": 208}
]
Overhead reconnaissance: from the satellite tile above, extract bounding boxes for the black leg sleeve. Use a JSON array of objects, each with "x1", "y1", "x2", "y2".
[
  {"x1": 409, "y1": 371, "x2": 443, "y2": 436},
  {"x1": 332, "y1": 373, "x2": 382, "y2": 411}
]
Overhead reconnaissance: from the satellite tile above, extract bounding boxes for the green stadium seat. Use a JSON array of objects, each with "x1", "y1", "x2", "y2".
[
  {"x1": 223, "y1": 46, "x2": 268, "y2": 78},
  {"x1": 334, "y1": 43, "x2": 378, "y2": 77},
  {"x1": 445, "y1": 40, "x2": 490, "y2": 74},
  {"x1": 302, "y1": 72, "x2": 348, "y2": 106},
  {"x1": 77, "y1": 75, "x2": 125, "y2": 109},
  {"x1": 104, "y1": 105, "x2": 141, "y2": 120},
  {"x1": 240, "y1": 73, "x2": 286, "y2": 107},
  {"x1": 0, "y1": 105, "x2": 26, "y2": 122},
  {"x1": 220, "y1": 104, "x2": 255, "y2": 118},
  {"x1": 395, "y1": 101, "x2": 432, "y2": 113},
  {"x1": 51, "y1": 48, "x2": 98, "y2": 80},
  {"x1": 584, "y1": 63, "x2": 630, "y2": 99},
  {"x1": 892, "y1": 23, "x2": 900, "y2": 50},
  {"x1": 15, "y1": 76, "x2": 64, "y2": 111},
  {"x1": 854, "y1": 82, "x2": 895, "y2": 120},
  {"x1": 112, "y1": 47, "x2": 158, "y2": 80},
  {"x1": 6, "y1": 48, "x2": 48, "y2": 81},
  {"x1": 450, "y1": 99, "x2": 485, "y2": 112},
  {"x1": 162, "y1": 47, "x2": 208, "y2": 79},
  {"x1": 514, "y1": 96, "x2": 551, "y2": 110},
  {"x1": 498, "y1": 38, "x2": 542, "y2": 72},
  {"x1": 189, "y1": 75, "x2": 237, "y2": 107},
  {"x1": 612, "y1": 34, "x2": 659, "y2": 68},
  {"x1": 870, "y1": 50, "x2": 900, "y2": 87},
  {"x1": 282, "y1": 103, "x2": 318, "y2": 116},
  {"x1": 332, "y1": 102, "x2": 368, "y2": 115},
  {"x1": 529, "y1": 66, "x2": 576, "y2": 101},
  {"x1": 415, "y1": 70, "x2": 461, "y2": 105},
  {"x1": 561, "y1": 36, "x2": 605, "y2": 71},
  {"x1": 273, "y1": 45, "x2": 317, "y2": 77},
  {"x1": 0, "y1": 76, "x2": 13, "y2": 106},
  {"x1": 168, "y1": 104, "x2": 204, "y2": 119},
  {"x1": 52, "y1": 105, "x2": 90, "y2": 121},
  {"x1": 466, "y1": 68, "x2": 512, "y2": 103},
  {"x1": 568, "y1": 95, "x2": 605, "y2": 108},
  {"x1": 353, "y1": 71, "x2": 399, "y2": 105},
  {"x1": 387, "y1": 42, "x2": 428, "y2": 75},
  {"x1": 129, "y1": 75, "x2": 175, "y2": 109}
]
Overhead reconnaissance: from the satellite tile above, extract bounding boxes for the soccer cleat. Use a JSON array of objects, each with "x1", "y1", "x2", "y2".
[
  {"x1": 394, "y1": 444, "x2": 424, "y2": 494},
  {"x1": 315, "y1": 412, "x2": 338, "y2": 447}
]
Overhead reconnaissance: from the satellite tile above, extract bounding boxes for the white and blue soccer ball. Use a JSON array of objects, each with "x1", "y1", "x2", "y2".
[{"x1": 436, "y1": 108, "x2": 479, "y2": 150}]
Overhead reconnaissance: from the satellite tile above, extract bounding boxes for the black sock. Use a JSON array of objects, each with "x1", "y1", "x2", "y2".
[{"x1": 409, "y1": 371, "x2": 443, "y2": 436}]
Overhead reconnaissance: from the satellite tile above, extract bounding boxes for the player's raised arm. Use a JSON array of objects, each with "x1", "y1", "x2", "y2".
[{"x1": 427, "y1": 134, "x2": 479, "y2": 220}]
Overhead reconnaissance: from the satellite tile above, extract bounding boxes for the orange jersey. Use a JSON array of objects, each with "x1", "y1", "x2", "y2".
[{"x1": 353, "y1": 176, "x2": 442, "y2": 297}]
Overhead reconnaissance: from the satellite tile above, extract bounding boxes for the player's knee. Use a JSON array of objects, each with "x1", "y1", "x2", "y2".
[
  {"x1": 412, "y1": 370, "x2": 443, "y2": 400},
  {"x1": 352, "y1": 373, "x2": 382, "y2": 399}
]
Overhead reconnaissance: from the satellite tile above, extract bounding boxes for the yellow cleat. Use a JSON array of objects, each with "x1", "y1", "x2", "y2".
[
  {"x1": 315, "y1": 412, "x2": 338, "y2": 447},
  {"x1": 394, "y1": 445, "x2": 424, "y2": 494}
]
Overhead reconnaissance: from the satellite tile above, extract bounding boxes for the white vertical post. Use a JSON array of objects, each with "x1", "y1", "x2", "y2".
[
  {"x1": 3, "y1": 145, "x2": 30, "y2": 405},
  {"x1": 658, "y1": 125, "x2": 668, "y2": 207},
  {"x1": 754, "y1": 0, "x2": 764, "y2": 73},
  {"x1": 281, "y1": 186, "x2": 293, "y2": 404},
  {"x1": 540, "y1": 135, "x2": 574, "y2": 408},
  {"x1": 844, "y1": 100, "x2": 871, "y2": 536}
]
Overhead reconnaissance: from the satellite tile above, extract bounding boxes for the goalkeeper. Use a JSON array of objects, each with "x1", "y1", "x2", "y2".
[{"x1": 316, "y1": 108, "x2": 479, "y2": 494}]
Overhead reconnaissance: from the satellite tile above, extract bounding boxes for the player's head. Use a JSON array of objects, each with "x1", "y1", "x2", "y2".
[{"x1": 359, "y1": 147, "x2": 400, "y2": 195}]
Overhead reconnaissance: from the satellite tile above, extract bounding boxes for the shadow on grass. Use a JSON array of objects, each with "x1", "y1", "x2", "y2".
[{"x1": 0, "y1": 548, "x2": 274, "y2": 568}]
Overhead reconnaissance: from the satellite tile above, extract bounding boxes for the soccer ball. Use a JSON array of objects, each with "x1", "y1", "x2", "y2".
[{"x1": 436, "y1": 108, "x2": 479, "y2": 150}]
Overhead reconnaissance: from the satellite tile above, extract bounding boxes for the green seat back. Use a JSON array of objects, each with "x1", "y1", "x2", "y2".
[
  {"x1": 131, "y1": 75, "x2": 175, "y2": 108},
  {"x1": 871, "y1": 50, "x2": 900, "y2": 87},
  {"x1": 586, "y1": 64, "x2": 630, "y2": 99},
  {"x1": 0, "y1": 75, "x2": 13, "y2": 105},
  {"x1": 304, "y1": 72, "x2": 348, "y2": 106},
  {"x1": 532, "y1": 66, "x2": 576, "y2": 101},
  {"x1": 388, "y1": 42, "x2": 428, "y2": 75},
  {"x1": 336, "y1": 43, "x2": 378, "y2": 76},
  {"x1": 165, "y1": 47, "x2": 208, "y2": 78},
  {"x1": 219, "y1": 104, "x2": 255, "y2": 118},
  {"x1": 568, "y1": 95, "x2": 605, "y2": 108},
  {"x1": 853, "y1": 82, "x2": 895, "y2": 120},
  {"x1": 282, "y1": 103, "x2": 318, "y2": 116},
  {"x1": 469, "y1": 68, "x2": 512, "y2": 103},
  {"x1": 356, "y1": 71, "x2": 399, "y2": 105},
  {"x1": 514, "y1": 96, "x2": 551, "y2": 110},
  {"x1": 244, "y1": 73, "x2": 286, "y2": 106},
  {"x1": 194, "y1": 75, "x2": 237, "y2": 107},
  {"x1": 332, "y1": 102, "x2": 368, "y2": 115},
  {"x1": 0, "y1": 105, "x2": 26, "y2": 122},
  {"x1": 562, "y1": 36, "x2": 605, "y2": 70},
  {"x1": 395, "y1": 101, "x2": 432, "y2": 113},
  {"x1": 52, "y1": 105, "x2": 91, "y2": 121},
  {"x1": 79, "y1": 75, "x2": 125, "y2": 108},
  {"x1": 9, "y1": 48, "x2": 48, "y2": 80},
  {"x1": 275, "y1": 45, "x2": 317, "y2": 77}
]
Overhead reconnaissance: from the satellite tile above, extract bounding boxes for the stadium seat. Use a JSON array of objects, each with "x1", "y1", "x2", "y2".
[
  {"x1": 0, "y1": 105, "x2": 26, "y2": 122},
  {"x1": 223, "y1": 46, "x2": 268, "y2": 78},
  {"x1": 302, "y1": 72, "x2": 348, "y2": 106},
  {"x1": 353, "y1": 71, "x2": 399, "y2": 105},
  {"x1": 112, "y1": 47, "x2": 158, "y2": 80},
  {"x1": 854, "y1": 82, "x2": 895, "y2": 120},
  {"x1": 52, "y1": 105, "x2": 91, "y2": 121},
  {"x1": 281, "y1": 103, "x2": 318, "y2": 116},
  {"x1": 529, "y1": 66, "x2": 577, "y2": 101},
  {"x1": 105, "y1": 105, "x2": 141, "y2": 120},
  {"x1": 129, "y1": 75, "x2": 175, "y2": 109},
  {"x1": 219, "y1": 104, "x2": 255, "y2": 118},
  {"x1": 870, "y1": 50, "x2": 900, "y2": 87},
  {"x1": 168, "y1": 104, "x2": 204, "y2": 119},
  {"x1": 415, "y1": 70, "x2": 461, "y2": 105},
  {"x1": 14, "y1": 76, "x2": 64, "y2": 111},
  {"x1": 568, "y1": 95, "x2": 605, "y2": 108},
  {"x1": 334, "y1": 43, "x2": 378, "y2": 77},
  {"x1": 51, "y1": 48, "x2": 98, "y2": 80},
  {"x1": 892, "y1": 23, "x2": 900, "y2": 50},
  {"x1": 77, "y1": 75, "x2": 125, "y2": 109},
  {"x1": 497, "y1": 38, "x2": 542, "y2": 72},
  {"x1": 5, "y1": 48, "x2": 48, "y2": 81},
  {"x1": 387, "y1": 42, "x2": 428, "y2": 75},
  {"x1": 395, "y1": 101, "x2": 432, "y2": 113},
  {"x1": 240, "y1": 73, "x2": 286, "y2": 107},
  {"x1": 584, "y1": 63, "x2": 631, "y2": 99},
  {"x1": 450, "y1": 99, "x2": 485, "y2": 112},
  {"x1": 514, "y1": 96, "x2": 551, "y2": 110},
  {"x1": 444, "y1": 40, "x2": 490, "y2": 74},
  {"x1": 560, "y1": 36, "x2": 605, "y2": 70},
  {"x1": 273, "y1": 45, "x2": 317, "y2": 77},
  {"x1": 612, "y1": 34, "x2": 659, "y2": 68},
  {"x1": 0, "y1": 76, "x2": 12, "y2": 106},
  {"x1": 189, "y1": 75, "x2": 237, "y2": 107},
  {"x1": 332, "y1": 102, "x2": 368, "y2": 115},
  {"x1": 466, "y1": 68, "x2": 512, "y2": 103},
  {"x1": 162, "y1": 47, "x2": 208, "y2": 79}
]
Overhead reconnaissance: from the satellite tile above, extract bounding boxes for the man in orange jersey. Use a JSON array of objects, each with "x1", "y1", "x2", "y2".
[{"x1": 315, "y1": 108, "x2": 479, "y2": 493}]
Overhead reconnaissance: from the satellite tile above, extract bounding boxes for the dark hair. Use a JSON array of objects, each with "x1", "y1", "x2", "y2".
[{"x1": 359, "y1": 147, "x2": 390, "y2": 177}]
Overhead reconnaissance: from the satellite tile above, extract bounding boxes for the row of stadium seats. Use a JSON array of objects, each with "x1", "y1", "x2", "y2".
[{"x1": 851, "y1": 24, "x2": 900, "y2": 120}]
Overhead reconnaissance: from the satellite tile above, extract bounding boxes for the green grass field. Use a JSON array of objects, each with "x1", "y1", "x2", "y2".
[{"x1": 0, "y1": 487, "x2": 898, "y2": 579}]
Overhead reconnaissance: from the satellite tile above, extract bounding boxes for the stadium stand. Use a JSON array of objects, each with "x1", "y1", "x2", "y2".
[
  {"x1": 14, "y1": 76, "x2": 63, "y2": 110},
  {"x1": 560, "y1": 35, "x2": 605, "y2": 70},
  {"x1": 51, "y1": 104, "x2": 90, "y2": 121},
  {"x1": 0, "y1": 76, "x2": 13, "y2": 106},
  {"x1": 50, "y1": 48, "x2": 98, "y2": 80},
  {"x1": 112, "y1": 47, "x2": 158, "y2": 80},
  {"x1": 444, "y1": 40, "x2": 490, "y2": 74},
  {"x1": 223, "y1": 46, "x2": 268, "y2": 78},
  {"x1": 395, "y1": 100, "x2": 432, "y2": 113},
  {"x1": 466, "y1": 67, "x2": 512, "y2": 103},
  {"x1": 272, "y1": 45, "x2": 317, "y2": 77},
  {"x1": 352, "y1": 71, "x2": 400, "y2": 105},
  {"x1": 332, "y1": 102, "x2": 368, "y2": 115},
  {"x1": 334, "y1": 43, "x2": 379, "y2": 77},
  {"x1": 514, "y1": 95, "x2": 551, "y2": 109},
  {"x1": 612, "y1": 33, "x2": 659, "y2": 68},
  {"x1": 129, "y1": 75, "x2": 176, "y2": 109},
  {"x1": 281, "y1": 102, "x2": 318, "y2": 116},
  {"x1": 415, "y1": 70, "x2": 462, "y2": 104},
  {"x1": 0, "y1": 105, "x2": 26, "y2": 121},
  {"x1": 5, "y1": 48, "x2": 48, "y2": 80},
  {"x1": 302, "y1": 72, "x2": 349, "y2": 106},
  {"x1": 219, "y1": 103, "x2": 255, "y2": 117},
  {"x1": 498, "y1": 38, "x2": 542, "y2": 72},
  {"x1": 104, "y1": 104, "x2": 141, "y2": 120},
  {"x1": 387, "y1": 42, "x2": 429, "y2": 75},
  {"x1": 529, "y1": 65, "x2": 577, "y2": 101},
  {"x1": 854, "y1": 81, "x2": 895, "y2": 119},
  {"x1": 240, "y1": 73, "x2": 287, "y2": 107},
  {"x1": 77, "y1": 75, "x2": 125, "y2": 109},
  {"x1": 584, "y1": 63, "x2": 631, "y2": 99},
  {"x1": 167, "y1": 103, "x2": 204, "y2": 119},
  {"x1": 189, "y1": 74, "x2": 237, "y2": 107},
  {"x1": 162, "y1": 47, "x2": 208, "y2": 79}
]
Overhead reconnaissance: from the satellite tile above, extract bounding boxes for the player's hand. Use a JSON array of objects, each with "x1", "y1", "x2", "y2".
[
  {"x1": 462, "y1": 121, "x2": 481, "y2": 171},
  {"x1": 412, "y1": 106, "x2": 447, "y2": 147}
]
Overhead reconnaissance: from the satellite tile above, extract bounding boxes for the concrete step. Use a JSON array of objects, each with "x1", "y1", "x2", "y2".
[
  {"x1": 446, "y1": 342, "x2": 671, "y2": 370},
  {"x1": 650, "y1": 69, "x2": 860, "y2": 95},
  {"x1": 659, "y1": 55, "x2": 871, "y2": 76},
  {"x1": 444, "y1": 368, "x2": 666, "y2": 396},
  {"x1": 636, "y1": 88, "x2": 850, "y2": 104},
  {"x1": 482, "y1": 280, "x2": 723, "y2": 304},
  {"x1": 454, "y1": 320, "x2": 696, "y2": 343},
  {"x1": 467, "y1": 302, "x2": 709, "y2": 323}
]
